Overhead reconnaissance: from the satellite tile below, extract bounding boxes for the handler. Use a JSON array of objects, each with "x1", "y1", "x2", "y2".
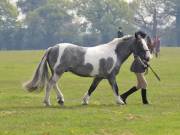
[
  {"x1": 121, "y1": 31, "x2": 151, "y2": 104},
  {"x1": 117, "y1": 27, "x2": 124, "y2": 38}
]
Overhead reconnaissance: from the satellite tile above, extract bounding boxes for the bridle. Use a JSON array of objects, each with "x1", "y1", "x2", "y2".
[{"x1": 144, "y1": 49, "x2": 150, "y2": 53}]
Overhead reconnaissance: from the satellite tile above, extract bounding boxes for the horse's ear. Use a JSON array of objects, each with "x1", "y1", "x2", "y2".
[
  {"x1": 147, "y1": 36, "x2": 154, "y2": 53},
  {"x1": 147, "y1": 36, "x2": 152, "y2": 45},
  {"x1": 135, "y1": 32, "x2": 141, "y2": 40},
  {"x1": 135, "y1": 32, "x2": 138, "y2": 39}
]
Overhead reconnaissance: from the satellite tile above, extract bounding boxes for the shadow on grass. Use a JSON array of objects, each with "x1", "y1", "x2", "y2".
[{"x1": 0, "y1": 103, "x2": 133, "y2": 111}]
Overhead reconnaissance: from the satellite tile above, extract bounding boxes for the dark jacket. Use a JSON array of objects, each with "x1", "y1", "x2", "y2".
[
  {"x1": 117, "y1": 31, "x2": 124, "y2": 38},
  {"x1": 130, "y1": 48, "x2": 149, "y2": 73}
]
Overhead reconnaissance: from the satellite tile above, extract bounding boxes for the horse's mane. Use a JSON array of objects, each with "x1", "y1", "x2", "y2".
[
  {"x1": 82, "y1": 35, "x2": 133, "y2": 48},
  {"x1": 108, "y1": 35, "x2": 133, "y2": 46}
]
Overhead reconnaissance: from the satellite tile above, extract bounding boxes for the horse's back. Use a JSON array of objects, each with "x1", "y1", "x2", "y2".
[
  {"x1": 48, "y1": 41, "x2": 118, "y2": 77},
  {"x1": 48, "y1": 43, "x2": 91, "y2": 76}
]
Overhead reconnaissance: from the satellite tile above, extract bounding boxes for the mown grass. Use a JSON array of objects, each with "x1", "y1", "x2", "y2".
[{"x1": 0, "y1": 48, "x2": 179, "y2": 135}]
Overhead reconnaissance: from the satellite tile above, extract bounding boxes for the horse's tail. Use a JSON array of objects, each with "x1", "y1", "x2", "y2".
[{"x1": 23, "y1": 48, "x2": 51, "y2": 92}]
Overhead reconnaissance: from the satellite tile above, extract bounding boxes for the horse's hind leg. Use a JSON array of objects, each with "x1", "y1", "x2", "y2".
[
  {"x1": 82, "y1": 77, "x2": 102, "y2": 105},
  {"x1": 53, "y1": 84, "x2": 64, "y2": 105},
  {"x1": 43, "y1": 73, "x2": 60, "y2": 106}
]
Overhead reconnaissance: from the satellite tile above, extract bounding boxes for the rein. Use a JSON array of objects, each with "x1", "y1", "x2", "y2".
[
  {"x1": 144, "y1": 49, "x2": 150, "y2": 52},
  {"x1": 148, "y1": 65, "x2": 161, "y2": 81},
  {"x1": 137, "y1": 56, "x2": 161, "y2": 82}
]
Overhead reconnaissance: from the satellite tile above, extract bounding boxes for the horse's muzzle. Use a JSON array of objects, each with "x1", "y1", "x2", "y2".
[{"x1": 146, "y1": 57, "x2": 150, "y2": 62}]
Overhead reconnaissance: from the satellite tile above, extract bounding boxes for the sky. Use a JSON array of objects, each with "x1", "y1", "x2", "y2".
[
  {"x1": 8, "y1": 0, "x2": 18, "y2": 5},
  {"x1": 124, "y1": 0, "x2": 133, "y2": 3}
]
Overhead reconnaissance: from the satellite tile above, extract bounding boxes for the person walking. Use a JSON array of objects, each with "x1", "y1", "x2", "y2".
[
  {"x1": 117, "y1": 27, "x2": 124, "y2": 38},
  {"x1": 121, "y1": 31, "x2": 152, "y2": 104},
  {"x1": 155, "y1": 36, "x2": 161, "y2": 58}
]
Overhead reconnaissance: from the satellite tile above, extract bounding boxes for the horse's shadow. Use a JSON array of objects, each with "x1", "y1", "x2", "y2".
[{"x1": 0, "y1": 104, "x2": 127, "y2": 111}]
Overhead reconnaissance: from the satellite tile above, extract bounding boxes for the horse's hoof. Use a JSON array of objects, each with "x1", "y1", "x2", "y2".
[
  {"x1": 116, "y1": 97, "x2": 125, "y2": 105},
  {"x1": 43, "y1": 100, "x2": 51, "y2": 107},
  {"x1": 82, "y1": 93, "x2": 90, "y2": 105},
  {"x1": 82, "y1": 100, "x2": 89, "y2": 105},
  {"x1": 82, "y1": 103, "x2": 88, "y2": 105},
  {"x1": 143, "y1": 101, "x2": 149, "y2": 105},
  {"x1": 116, "y1": 102, "x2": 125, "y2": 105},
  {"x1": 58, "y1": 100, "x2": 64, "y2": 106},
  {"x1": 116, "y1": 100, "x2": 125, "y2": 105},
  {"x1": 43, "y1": 102, "x2": 51, "y2": 107}
]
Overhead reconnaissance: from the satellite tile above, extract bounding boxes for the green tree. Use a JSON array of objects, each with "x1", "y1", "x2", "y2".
[
  {"x1": 0, "y1": 0, "x2": 19, "y2": 49},
  {"x1": 173, "y1": 0, "x2": 180, "y2": 45},
  {"x1": 17, "y1": 0, "x2": 48, "y2": 13},
  {"x1": 74, "y1": 0, "x2": 136, "y2": 43},
  {"x1": 134, "y1": 0, "x2": 180, "y2": 46},
  {"x1": 134, "y1": 0, "x2": 174, "y2": 38},
  {"x1": 22, "y1": 0, "x2": 80, "y2": 49}
]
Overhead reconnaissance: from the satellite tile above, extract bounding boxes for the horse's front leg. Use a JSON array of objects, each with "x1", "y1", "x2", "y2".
[
  {"x1": 108, "y1": 75, "x2": 125, "y2": 105},
  {"x1": 82, "y1": 77, "x2": 102, "y2": 105}
]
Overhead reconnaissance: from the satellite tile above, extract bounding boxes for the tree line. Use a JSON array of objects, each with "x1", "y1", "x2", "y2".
[{"x1": 0, "y1": 0, "x2": 179, "y2": 50}]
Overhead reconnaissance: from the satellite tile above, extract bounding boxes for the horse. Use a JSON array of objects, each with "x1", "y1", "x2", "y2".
[{"x1": 24, "y1": 32, "x2": 152, "y2": 106}]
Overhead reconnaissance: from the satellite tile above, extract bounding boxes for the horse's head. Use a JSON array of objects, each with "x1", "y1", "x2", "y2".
[
  {"x1": 146, "y1": 36, "x2": 154, "y2": 54},
  {"x1": 132, "y1": 31, "x2": 152, "y2": 61}
]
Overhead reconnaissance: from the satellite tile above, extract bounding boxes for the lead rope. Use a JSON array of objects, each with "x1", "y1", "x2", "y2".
[{"x1": 137, "y1": 56, "x2": 161, "y2": 81}]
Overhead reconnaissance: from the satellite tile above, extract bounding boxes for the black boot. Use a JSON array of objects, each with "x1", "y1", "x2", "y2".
[
  {"x1": 121, "y1": 86, "x2": 138, "y2": 104},
  {"x1": 141, "y1": 88, "x2": 149, "y2": 104}
]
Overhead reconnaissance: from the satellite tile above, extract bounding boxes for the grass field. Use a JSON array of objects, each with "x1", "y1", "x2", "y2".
[{"x1": 0, "y1": 48, "x2": 180, "y2": 135}]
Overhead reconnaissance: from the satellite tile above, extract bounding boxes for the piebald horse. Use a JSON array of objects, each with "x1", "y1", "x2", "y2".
[{"x1": 24, "y1": 32, "x2": 152, "y2": 106}]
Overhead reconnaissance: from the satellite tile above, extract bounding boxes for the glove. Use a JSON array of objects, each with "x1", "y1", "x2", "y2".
[{"x1": 143, "y1": 60, "x2": 149, "y2": 68}]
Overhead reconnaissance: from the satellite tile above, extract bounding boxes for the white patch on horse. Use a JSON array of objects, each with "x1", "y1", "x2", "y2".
[
  {"x1": 141, "y1": 38, "x2": 153, "y2": 59},
  {"x1": 84, "y1": 40, "x2": 118, "y2": 76}
]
